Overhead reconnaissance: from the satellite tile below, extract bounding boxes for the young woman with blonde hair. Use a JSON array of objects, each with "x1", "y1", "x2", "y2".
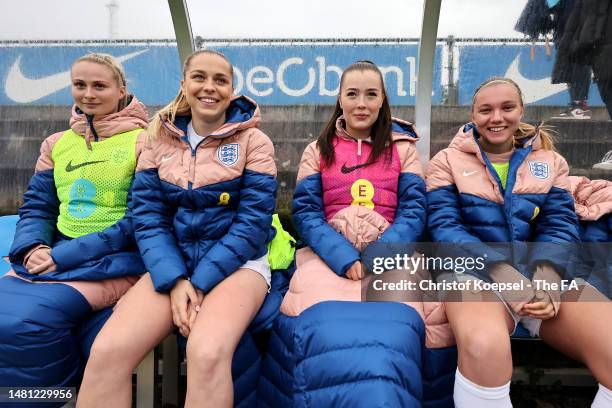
[
  {"x1": 78, "y1": 50, "x2": 277, "y2": 408},
  {"x1": 0, "y1": 53, "x2": 148, "y2": 389},
  {"x1": 426, "y1": 77, "x2": 612, "y2": 407}
]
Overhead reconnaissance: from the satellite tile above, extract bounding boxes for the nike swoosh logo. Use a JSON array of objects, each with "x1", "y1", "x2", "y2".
[
  {"x1": 341, "y1": 162, "x2": 370, "y2": 174},
  {"x1": 504, "y1": 54, "x2": 567, "y2": 103},
  {"x1": 66, "y1": 159, "x2": 108, "y2": 172},
  {"x1": 161, "y1": 154, "x2": 175, "y2": 163},
  {"x1": 462, "y1": 170, "x2": 479, "y2": 176},
  {"x1": 5, "y1": 49, "x2": 149, "y2": 103}
]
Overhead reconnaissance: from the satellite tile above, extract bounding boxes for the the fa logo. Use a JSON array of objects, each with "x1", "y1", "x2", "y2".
[
  {"x1": 218, "y1": 192, "x2": 230, "y2": 205},
  {"x1": 528, "y1": 161, "x2": 549, "y2": 180},
  {"x1": 217, "y1": 143, "x2": 240, "y2": 167}
]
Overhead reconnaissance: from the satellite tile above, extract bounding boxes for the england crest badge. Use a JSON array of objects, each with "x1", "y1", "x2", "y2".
[
  {"x1": 528, "y1": 161, "x2": 549, "y2": 179},
  {"x1": 217, "y1": 143, "x2": 240, "y2": 166}
]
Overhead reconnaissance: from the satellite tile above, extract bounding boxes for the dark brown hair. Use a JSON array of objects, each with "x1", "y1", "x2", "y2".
[{"x1": 317, "y1": 60, "x2": 393, "y2": 166}]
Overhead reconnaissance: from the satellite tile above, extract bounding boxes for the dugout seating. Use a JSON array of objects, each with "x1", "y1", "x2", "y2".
[{"x1": 0, "y1": 212, "x2": 598, "y2": 407}]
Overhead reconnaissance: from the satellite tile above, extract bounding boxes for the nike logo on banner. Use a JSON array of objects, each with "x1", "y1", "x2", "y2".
[
  {"x1": 66, "y1": 159, "x2": 108, "y2": 172},
  {"x1": 341, "y1": 162, "x2": 370, "y2": 174},
  {"x1": 462, "y1": 170, "x2": 479, "y2": 176},
  {"x1": 504, "y1": 55, "x2": 567, "y2": 103},
  {"x1": 5, "y1": 49, "x2": 149, "y2": 103}
]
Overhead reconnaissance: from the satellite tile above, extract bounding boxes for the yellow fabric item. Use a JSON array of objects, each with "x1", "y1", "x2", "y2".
[
  {"x1": 267, "y1": 214, "x2": 296, "y2": 270},
  {"x1": 52, "y1": 128, "x2": 139, "y2": 238},
  {"x1": 491, "y1": 161, "x2": 510, "y2": 190}
]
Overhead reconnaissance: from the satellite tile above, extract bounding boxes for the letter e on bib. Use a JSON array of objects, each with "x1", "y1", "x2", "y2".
[{"x1": 350, "y1": 179, "x2": 375, "y2": 209}]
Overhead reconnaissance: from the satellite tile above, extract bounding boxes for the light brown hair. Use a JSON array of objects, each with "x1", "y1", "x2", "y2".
[
  {"x1": 72, "y1": 53, "x2": 129, "y2": 111},
  {"x1": 472, "y1": 77, "x2": 555, "y2": 150},
  {"x1": 147, "y1": 50, "x2": 234, "y2": 142}
]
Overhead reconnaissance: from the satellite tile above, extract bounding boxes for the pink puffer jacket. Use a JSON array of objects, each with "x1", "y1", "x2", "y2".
[{"x1": 281, "y1": 205, "x2": 455, "y2": 348}]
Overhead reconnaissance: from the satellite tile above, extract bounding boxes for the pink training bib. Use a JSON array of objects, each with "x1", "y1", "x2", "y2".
[{"x1": 321, "y1": 136, "x2": 400, "y2": 223}]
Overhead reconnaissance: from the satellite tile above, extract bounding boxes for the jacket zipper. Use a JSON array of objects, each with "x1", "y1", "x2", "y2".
[
  {"x1": 183, "y1": 135, "x2": 208, "y2": 267},
  {"x1": 188, "y1": 145, "x2": 195, "y2": 190},
  {"x1": 86, "y1": 114, "x2": 99, "y2": 142},
  {"x1": 480, "y1": 147, "x2": 531, "y2": 261}
]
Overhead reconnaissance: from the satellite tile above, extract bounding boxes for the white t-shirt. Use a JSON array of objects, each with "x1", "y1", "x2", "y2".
[{"x1": 186, "y1": 120, "x2": 206, "y2": 150}]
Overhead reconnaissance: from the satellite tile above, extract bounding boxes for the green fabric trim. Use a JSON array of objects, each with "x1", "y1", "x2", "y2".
[
  {"x1": 491, "y1": 161, "x2": 510, "y2": 190},
  {"x1": 267, "y1": 214, "x2": 296, "y2": 270}
]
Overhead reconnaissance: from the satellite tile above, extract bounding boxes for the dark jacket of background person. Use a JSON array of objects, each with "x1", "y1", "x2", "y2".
[
  {"x1": 515, "y1": 0, "x2": 591, "y2": 86},
  {"x1": 555, "y1": 0, "x2": 612, "y2": 83},
  {"x1": 515, "y1": 0, "x2": 555, "y2": 40}
]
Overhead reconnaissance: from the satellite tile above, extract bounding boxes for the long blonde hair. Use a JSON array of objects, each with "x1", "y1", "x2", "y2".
[
  {"x1": 147, "y1": 50, "x2": 234, "y2": 142},
  {"x1": 72, "y1": 53, "x2": 130, "y2": 112},
  {"x1": 472, "y1": 77, "x2": 555, "y2": 151}
]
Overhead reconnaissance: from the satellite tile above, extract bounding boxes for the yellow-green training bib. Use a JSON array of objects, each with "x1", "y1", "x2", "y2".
[
  {"x1": 52, "y1": 128, "x2": 140, "y2": 238},
  {"x1": 491, "y1": 161, "x2": 510, "y2": 190}
]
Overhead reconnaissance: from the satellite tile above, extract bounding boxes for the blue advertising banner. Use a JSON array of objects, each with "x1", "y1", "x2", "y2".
[
  {"x1": 0, "y1": 41, "x2": 603, "y2": 106},
  {"x1": 221, "y1": 43, "x2": 434, "y2": 105},
  {"x1": 0, "y1": 44, "x2": 181, "y2": 106},
  {"x1": 0, "y1": 42, "x2": 434, "y2": 106},
  {"x1": 458, "y1": 43, "x2": 603, "y2": 106}
]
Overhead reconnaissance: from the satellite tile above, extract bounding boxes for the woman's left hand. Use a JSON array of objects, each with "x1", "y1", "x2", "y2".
[
  {"x1": 26, "y1": 247, "x2": 57, "y2": 275},
  {"x1": 521, "y1": 290, "x2": 556, "y2": 320},
  {"x1": 170, "y1": 279, "x2": 202, "y2": 337},
  {"x1": 186, "y1": 288, "x2": 204, "y2": 334},
  {"x1": 522, "y1": 263, "x2": 561, "y2": 319},
  {"x1": 346, "y1": 261, "x2": 364, "y2": 281}
]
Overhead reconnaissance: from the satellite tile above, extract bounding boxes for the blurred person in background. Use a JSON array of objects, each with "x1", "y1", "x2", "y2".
[{"x1": 516, "y1": 0, "x2": 593, "y2": 119}]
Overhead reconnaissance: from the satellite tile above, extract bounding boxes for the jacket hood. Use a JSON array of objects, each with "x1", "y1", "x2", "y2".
[
  {"x1": 70, "y1": 95, "x2": 148, "y2": 144},
  {"x1": 160, "y1": 95, "x2": 260, "y2": 140},
  {"x1": 569, "y1": 176, "x2": 612, "y2": 221},
  {"x1": 335, "y1": 116, "x2": 419, "y2": 143},
  {"x1": 390, "y1": 117, "x2": 419, "y2": 142},
  {"x1": 449, "y1": 122, "x2": 543, "y2": 158}
]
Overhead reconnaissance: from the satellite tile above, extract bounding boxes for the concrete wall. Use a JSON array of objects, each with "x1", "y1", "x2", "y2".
[{"x1": 1, "y1": 105, "x2": 610, "y2": 214}]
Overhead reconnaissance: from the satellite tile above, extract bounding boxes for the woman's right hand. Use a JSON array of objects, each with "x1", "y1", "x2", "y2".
[
  {"x1": 24, "y1": 246, "x2": 57, "y2": 275},
  {"x1": 346, "y1": 261, "x2": 364, "y2": 281},
  {"x1": 489, "y1": 262, "x2": 535, "y2": 314},
  {"x1": 170, "y1": 278, "x2": 203, "y2": 337}
]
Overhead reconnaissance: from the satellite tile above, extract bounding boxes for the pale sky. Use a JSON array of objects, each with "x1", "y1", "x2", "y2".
[{"x1": 1, "y1": 0, "x2": 527, "y2": 40}]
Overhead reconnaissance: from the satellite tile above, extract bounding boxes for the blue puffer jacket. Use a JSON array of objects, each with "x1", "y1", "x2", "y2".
[
  {"x1": 9, "y1": 97, "x2": 148, "y2": 281},
  {"x1": 426, "y1": 124, "x2": 580, "y2": 279},
  {"x1": 132, "y1": 96, "x2": 277, "y2": 293},
  {"x1": 569, "y1": 176, "x2": 612, "y2": 298},
  {"x1": 579, "y1": 214, "x2": 612, "y2": 297},
  {"x1": 258, "y1": 301, "x2": 426, "y2": 407},
  {"x1": 1, "y1": 97, "x2": 148, "y2": 399}
]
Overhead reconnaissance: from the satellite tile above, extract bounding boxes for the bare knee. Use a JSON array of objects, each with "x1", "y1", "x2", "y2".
[
  {"x1": 186, "y1": 338, "x2": 232, "y2": 378},
  {"x1": 88, "y1": 335, "x2": 138, "y2": 374},
  {"x1": 583, "y1": 344, "x2": 612, "y2": 386},
  {"x1": 460, "y1": 328, "x2": 511, "y2": 362}
]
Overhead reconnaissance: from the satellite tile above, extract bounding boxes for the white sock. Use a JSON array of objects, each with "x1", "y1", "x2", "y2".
[
  {"x1": 592, "y1": 383, "x2": 612, "y2": 408},
  {"x1": 454, "y1": 368, "x2": 512, "y2": 408}
]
